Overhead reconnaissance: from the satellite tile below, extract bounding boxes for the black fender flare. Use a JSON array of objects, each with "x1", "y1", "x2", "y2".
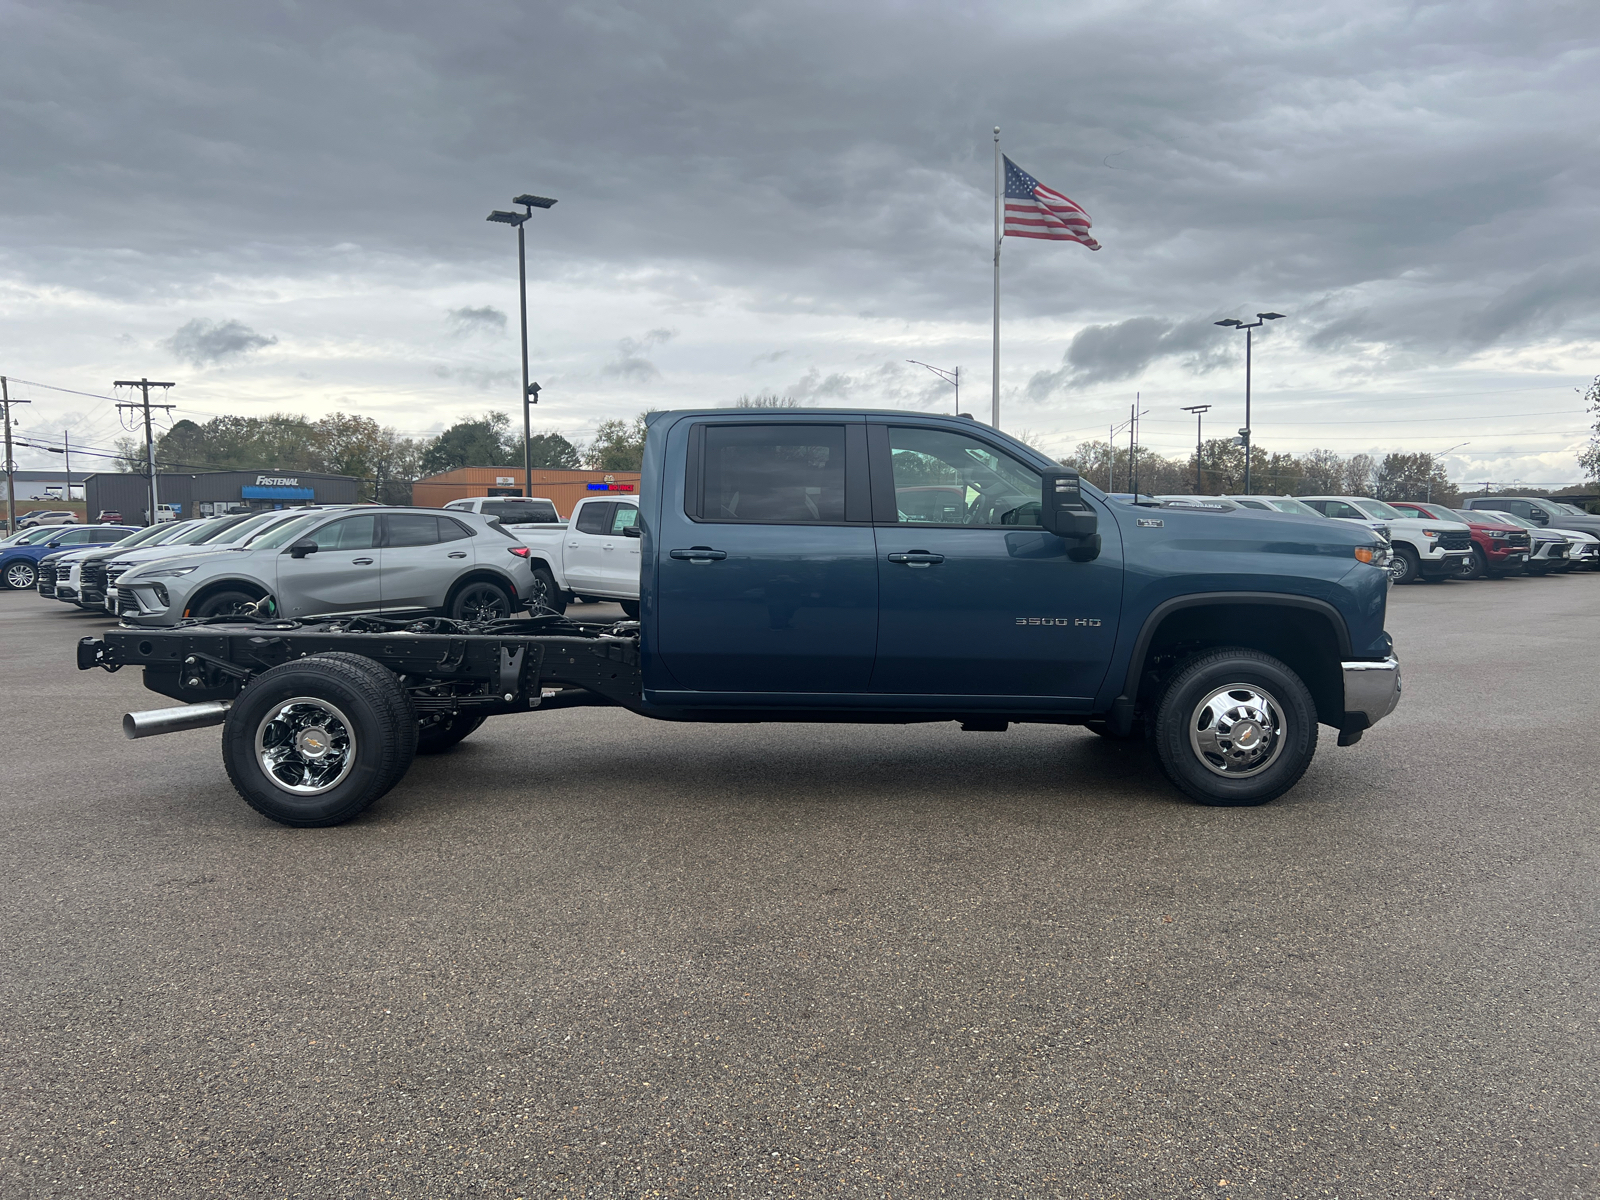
[{"x1": 1106, "y1": 592, "x2": 1353, "y2": 733}]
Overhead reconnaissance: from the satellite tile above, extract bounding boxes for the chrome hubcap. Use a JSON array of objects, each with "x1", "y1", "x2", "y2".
[
  {"x1": 254, "y1": 697, "x2": 357, "y2": 795},
  {"x1": 7, "y1": 564, "x2": 34, "y2": 587},
  {"x1": 1189, "y1": 685, "x2": 1286, "y2": 778}
]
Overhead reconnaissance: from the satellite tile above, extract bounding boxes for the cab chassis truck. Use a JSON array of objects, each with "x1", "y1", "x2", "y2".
[{"x1": 77, "y1": 409, "x2": 1402, "y2": 826}]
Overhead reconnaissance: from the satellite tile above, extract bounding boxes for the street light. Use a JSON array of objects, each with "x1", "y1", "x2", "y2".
[
  {"x1": 1432, "y1": 441, "x2": 1470, "y2": 503},
  {"x1": 1181, "y1": 404, "x2": 1212, "y2": 493},
  {"x1": 488, "y1": 192, "x2": 557, "y2": 501},
  {"x1": 1214, "y1": 312, "x2": 1285, "y2": 494},
  {"x1": 907, "y1": 360, "x2": 960, "y2": 414}
]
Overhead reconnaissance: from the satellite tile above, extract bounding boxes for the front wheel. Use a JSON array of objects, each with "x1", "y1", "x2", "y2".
[
  {"x1": 1152, "y1": 648, "x2": 1319, "y2": 807},
  {"x1": 1389, "y1": 546, "x2": 1420, "y2": 584},
  {"x1": 619, "y1": 599, "x2": 641, "y2": 620},
  {"x1": 4, "y1": 561, "x2": 37, "y2": 589},
  {"x1": 1455, "y1": 549, "x2": 1485, "y2": 580},
  {"x1": 191, "y1": 588, "x2": 262, "y2": 618},
  {"x1": 222, "y1": 654, "x2": 418, "y2": 826}
]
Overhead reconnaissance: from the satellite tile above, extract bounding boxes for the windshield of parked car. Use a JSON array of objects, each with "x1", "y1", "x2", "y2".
[
  {"x1": 1476, "y1": 510, "x2": 1538, "y2": 530},
  {"x1": 1351, "y1": 498, "x2": 1406, "y2": 521},
  {"x1": 1263, "y1": 497, "x2": 1322, "y2": 517},
  {"x1": 214, "y1": 510, "x2": 299, "y2": 544},
  {"x1": 1553, "y1": 502, "x2": 1591, "y2": 516},
  {"x1": 107, "y1": 525, "x2": 174, "y2": 549},
  {"x1": 157, "y1": 518, "x2": 235, "y2": 546},
  {"x1": 245, "y1": 514, "x2": 323, "y2": 549}
]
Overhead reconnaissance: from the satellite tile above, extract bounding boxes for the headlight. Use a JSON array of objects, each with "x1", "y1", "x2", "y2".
[
  {"x1": 1487, "y1": 530, "x2": 1510, "y2": 539},
  {"x1": 136, "y1": 565, "x2": 201, "y2": 580},
  {"x1": 1421, "y1": 529, "x2": 1440, "y2": 538},
  {"x1": 1355, "y1": 546, "x2": 1380, "y2": 564}
]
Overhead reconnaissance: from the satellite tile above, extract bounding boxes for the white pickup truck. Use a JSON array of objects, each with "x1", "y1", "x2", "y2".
[{"x1": 446, "y1": 494, "x2": 640, "y2": 617}]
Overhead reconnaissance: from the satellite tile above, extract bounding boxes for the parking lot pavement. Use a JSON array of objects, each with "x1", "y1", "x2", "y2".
[{"x1": 1, "y1": 579, "x2": 1596, "y2": 1200}]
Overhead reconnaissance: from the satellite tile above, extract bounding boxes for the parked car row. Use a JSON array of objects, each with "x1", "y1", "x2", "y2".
[
  {"x1": 24, "y1": 505, "x2": 551, "y2": 625},
  {"x1": 1145, "y1": 492, "x2": 1600, "y2": 582}
]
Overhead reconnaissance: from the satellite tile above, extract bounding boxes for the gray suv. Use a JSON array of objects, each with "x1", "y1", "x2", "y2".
[
  {"x1": 1463, "y1": 495, "x2": 1600, "y2": 541},
  {"x1": 114, "y1": 507, "x2": 538, "y2": 626}
]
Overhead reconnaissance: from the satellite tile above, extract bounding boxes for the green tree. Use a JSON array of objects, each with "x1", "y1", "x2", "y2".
[
  {"x1": 584, "y1": 414, "x2": 650, "y2": 471},
  {"x1": 527, "y1": 431, "x2": 581, "y2": 469},
  {"x1": 1374, "y1": 452, "x2": 1455, "y2": 503},
  {"x1": 419, "y1": 412, "x2": 517, "y2": 476},
  {"x1": 1579, "y1": 375, "x2": 1600, "y2": 484}
]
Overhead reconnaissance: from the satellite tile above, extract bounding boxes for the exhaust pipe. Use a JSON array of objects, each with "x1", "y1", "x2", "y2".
[{"x1": 122, "y1": 700, "x2": 233, "y2": 740}]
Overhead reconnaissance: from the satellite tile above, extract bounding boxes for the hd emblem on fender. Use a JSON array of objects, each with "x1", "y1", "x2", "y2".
[{"x1": 1016, "y1": 617, "x2": 1102, "y2": 626}]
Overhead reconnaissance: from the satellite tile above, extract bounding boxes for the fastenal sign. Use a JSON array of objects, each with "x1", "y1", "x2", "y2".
[{"x1": 255, "y1": 475, "x2": 300, "y2": 487}]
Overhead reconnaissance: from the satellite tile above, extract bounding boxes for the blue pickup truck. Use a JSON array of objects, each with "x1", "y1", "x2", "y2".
[{"x1": 79, "y1": 409, "x2": 1399, "y2": 825}]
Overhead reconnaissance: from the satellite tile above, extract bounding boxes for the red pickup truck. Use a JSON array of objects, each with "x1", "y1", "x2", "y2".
[{"x1": 1390, "y1": 502, "x2": 1530, "y2": 579}]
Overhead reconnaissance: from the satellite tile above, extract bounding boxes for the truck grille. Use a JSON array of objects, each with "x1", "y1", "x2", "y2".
[
  {"x1": 1507, "y1": 533, "x2": 1530, "y2": 549},
  {"x1": 1549, "y1": 543, "x2": 1569, "y2": 558},
  {"x1": 82, "y1": 562, "x2": 108, "y2": 592},
  {"x1": 37, "y1": 562, "x2": 58, "y2": 595},
  {"x1": 116, "y1": 586, "x2": 138, "y2": 611},
  {"x1": 1437, "y1": 531, "x2": 1472, "y2": 552}
]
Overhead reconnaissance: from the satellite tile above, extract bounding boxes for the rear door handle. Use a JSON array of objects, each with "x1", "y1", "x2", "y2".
[
  {"x1": 352, "y1": 557, "x2": 375, "y2": 565},
  {"x1": 887, "y1": 551, "x2": 944, "y2": 567},
  {"x1": 448, "y1": 551, "x2": 467, "y2": 558},
  {"x1": 670, "y1": 548, "x2": 727, "y2": 562}
]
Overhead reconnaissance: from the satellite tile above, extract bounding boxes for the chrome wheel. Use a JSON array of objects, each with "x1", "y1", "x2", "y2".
[
  {"x1": 6, "y1": 562, "x2": 36, "y2": 589},
  {"x1": 254, "y1": 696, "x2": 358, "y2": 795},
  {"x1": 1188, "y1": 684, "x2": 1286, "y2": 778}
]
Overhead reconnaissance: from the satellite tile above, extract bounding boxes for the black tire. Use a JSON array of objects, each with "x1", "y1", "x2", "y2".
[
  {"x1": 1456, "y1": 549, "x2": 1486, "y2": 580},
  {"x1": 619, "y1": 599, "x2": 641, "y2": 620},
  {"x1": 1152, "y1": 647, "x2": 1319, "y2": 807},
  {"x1": 4, "y1": 560, "x2": 37, "y2": 590},
  {"x1": 416, "y1": 712, "x2": 487, "y2": 754},
  {"x1": 1389, "y1": 546, "x2": 1420, "y2": 584},
  {"x1": 222, "y1": 654, "x2": 418, "y2": 827},
  {"x1": 450, "y1": 579, "x2": 513, "y2": 622},
  {"x1": 527, "y1": 566, "x2": 567, "y2": 615},
  {"x1": 190, "y1": 588, "x2": 261, "y2": 619}
]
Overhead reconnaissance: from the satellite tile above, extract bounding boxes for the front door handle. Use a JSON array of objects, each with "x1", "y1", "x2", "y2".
[
  {"x1": 352, "y1": 557, "x2": 375, "y2": 565},
  {"x1": 670, "y1": 547, "x2": 727, "y2": 563},
  {"x1": 887, "y1": 551, "x2": 944, "y2": 567},
  {"x1": 448, "y1": 551, "x2": 468, "y2": 559}
]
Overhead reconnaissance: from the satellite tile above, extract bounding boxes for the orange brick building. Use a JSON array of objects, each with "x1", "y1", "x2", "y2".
[{"x1": 411, "y1": 466, "x2": 642, "y2": 519}]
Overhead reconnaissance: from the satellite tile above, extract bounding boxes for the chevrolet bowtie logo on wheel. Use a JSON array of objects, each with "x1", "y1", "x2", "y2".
[{"x1": 1015, "y1": 617, "x2": 1102, "y2": 627}]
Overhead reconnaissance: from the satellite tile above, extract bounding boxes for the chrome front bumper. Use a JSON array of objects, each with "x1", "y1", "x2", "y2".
[{"x1": 1342, "y1": 654, "x2": 1401, "y2": 728}]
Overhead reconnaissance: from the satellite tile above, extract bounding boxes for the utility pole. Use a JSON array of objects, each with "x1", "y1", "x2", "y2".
[
  {"x1": 62, "y1": 430, "x2": 72, "y2": 506},
  {"x1": 114, "y1": 378, "x2": 175, "y2": 525},
  {"x1": 1182, "y1": 404, "x2": 1212, "y2": 492},
  {"x1": 1128, "y1": 402, "x2": 1137, "y2": 498},
  {"x1": 1, "y1": 378, "x2": 31, "y2": 533}
]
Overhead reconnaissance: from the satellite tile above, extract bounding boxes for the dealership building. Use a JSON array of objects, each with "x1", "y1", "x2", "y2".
[
  {"x1": 412, "y1": 466, "x2": 642, "y2": 519},
  {"x1": 84, "y1": 470, "x2": 362, "y2": 523}
]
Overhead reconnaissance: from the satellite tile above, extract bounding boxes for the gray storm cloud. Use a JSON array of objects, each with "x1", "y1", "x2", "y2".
[
  {"x1": 446, "y1": 306, "x2": 508, "y2": 336},
  {"x1": 163, "y1": 319, "x2": 278, "y2": 367}
]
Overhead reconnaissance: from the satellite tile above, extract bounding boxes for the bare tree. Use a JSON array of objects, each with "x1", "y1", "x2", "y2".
[{"x1": 733, "y1": 392, "x2": 801, "y2": 408}]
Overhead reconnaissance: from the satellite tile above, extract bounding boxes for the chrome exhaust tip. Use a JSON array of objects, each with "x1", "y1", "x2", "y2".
[{"x1": 122, "y1": 700, "x2": 233, "y2": 740}]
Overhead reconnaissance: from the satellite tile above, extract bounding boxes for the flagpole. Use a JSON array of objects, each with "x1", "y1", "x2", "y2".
[{"x1": 992, "y1": 126, "x2": 1001, "y2": 429}]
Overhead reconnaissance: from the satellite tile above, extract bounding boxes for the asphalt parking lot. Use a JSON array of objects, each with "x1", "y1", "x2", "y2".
[{"x1": 1, "y1": 579, "x2": 1596, "y2": 1200}]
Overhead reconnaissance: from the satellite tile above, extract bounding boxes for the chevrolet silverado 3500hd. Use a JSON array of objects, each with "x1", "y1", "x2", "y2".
[{"x1": 79, "y1": 409, "x2": 1400, "y2": 825}]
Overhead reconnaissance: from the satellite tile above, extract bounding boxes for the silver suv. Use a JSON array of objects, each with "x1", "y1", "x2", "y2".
[{"x1": 114, "y1": 507, "x2": 538, "y2": 625}]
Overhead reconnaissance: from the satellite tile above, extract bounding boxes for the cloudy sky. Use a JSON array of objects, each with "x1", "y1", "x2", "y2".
[{"x1": 2, "y1": 0, "x2": 1597, "y2": 487}]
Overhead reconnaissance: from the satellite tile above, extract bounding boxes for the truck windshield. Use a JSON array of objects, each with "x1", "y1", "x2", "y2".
[
  {"x1": 1352, "y1": 499, "x2": 1405, "y2": 521},
  {"x1": 1264, "y1": 497, "x2": 1322, "y2": 517},
  {"x1": 164, "y1": 519, "x2": 238, "y2": 546}
]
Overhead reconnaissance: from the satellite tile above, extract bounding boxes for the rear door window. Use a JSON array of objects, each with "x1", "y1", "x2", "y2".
[
  {"x1": 575, "y1": 503, "x2": 615, "y2": 535},
  {"x1": 696, "y1": 424, "x2": 847, "y2": 523},
  {"x1": 382, "y1": 515, "x2": 443, "y2": 547}
]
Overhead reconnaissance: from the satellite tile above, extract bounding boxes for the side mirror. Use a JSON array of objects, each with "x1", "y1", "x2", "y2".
[
  {"x1": 622, "y1": 525, "x2": 642, "y2": 538},
  {"x1": 1041, "y1": 468, "x2": 1098, "y2": 538},
  {"x1": 1529, "y1": 510, "x2": 1548, "y2": 524},
  {"x1": 289, "y1": 538, "x2": 319, "y2": 559}
]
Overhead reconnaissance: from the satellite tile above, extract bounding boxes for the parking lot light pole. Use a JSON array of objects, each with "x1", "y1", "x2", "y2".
[
  {"x1": 1181, "y1": 404, "x2": 1212, "y2": 492},
  {"x1": 488, "y1": 193, "x2": 557, "y2": 501},
  {"x1": 907, "y1": 361, "x2": 960, "y2": 414},
  {"x1": 1214, "y1": 313, "x2": 1285, "y2": 495},
  {"x1": 1432, "y1": 441, "x2": 1470, "y2": 503}
]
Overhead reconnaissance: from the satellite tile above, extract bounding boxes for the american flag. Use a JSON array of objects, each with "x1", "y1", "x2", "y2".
[{"x1": 1004, "y1": 156, "x2": 1100, "y2": 250}]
